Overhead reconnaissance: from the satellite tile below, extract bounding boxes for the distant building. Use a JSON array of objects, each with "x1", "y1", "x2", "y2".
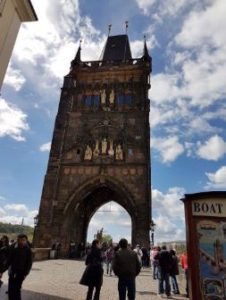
[
  {"x1": 158, "y1": 241, "x2": 186, "y2": 253},
  {"x1": 0, "y1": 0, "x2": 37, "y2": 89}
]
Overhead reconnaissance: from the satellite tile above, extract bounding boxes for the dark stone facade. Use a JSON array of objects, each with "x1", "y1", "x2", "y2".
[{"x1": 34, "y1": 35, "x2": 152, "y2": 254}]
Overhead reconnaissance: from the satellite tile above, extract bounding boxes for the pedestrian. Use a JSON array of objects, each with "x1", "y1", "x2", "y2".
[
  {"x1": 7, "y1": 233, "x2": 33, "y2": 300},
  {"x1": 150, "y1": 246, "x2": 160, "y2": 280},
  {"x1": 80, "y1": 239, "x2": 103, "y2": 300},
  {"x1": 169, "y1": 249, "x2": 180, "y2": 294},
  {"x1": 141, "y1": 247, "x2": 149, "y2": 267},
  {"x1": 133, "y1": 244, "x2": 143, "y2": 267},
  {"x1": 112, "y1": 238, "x2": 141, "y2": 300},
  {"x1": 155, "y1": 245, "x2": 172, "y2": 298},
  {"x1": 105, "y1": 244, "x2": 114, "y2": 276},
  {"x1": 0, "y1": 235, "x2": 10, "y2": 288},
  {"x1": 180, "y1": 251, "x2": 189, "y2": 298},
  {"x1": 78, "y1": 242, "x2": 85, "y2": 259}
]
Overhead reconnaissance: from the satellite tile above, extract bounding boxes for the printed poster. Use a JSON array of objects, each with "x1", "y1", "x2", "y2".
[{"x1": 197, "y1": 220, "x2": 226, "y2": 300}]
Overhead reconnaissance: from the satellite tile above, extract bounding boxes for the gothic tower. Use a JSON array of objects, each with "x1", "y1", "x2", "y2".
[{"x1": 34, "y1": 34, "x2": 152, "y2": 254}]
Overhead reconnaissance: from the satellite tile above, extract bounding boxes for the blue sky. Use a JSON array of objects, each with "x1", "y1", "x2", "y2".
[{"x1": 0, "y1": 0, "x2": 226, "y2": 243}]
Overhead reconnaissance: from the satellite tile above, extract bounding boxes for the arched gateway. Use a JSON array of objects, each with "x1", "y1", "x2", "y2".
[{"x1": 34, "y1": 34, "x2": 152, "y2": 255}]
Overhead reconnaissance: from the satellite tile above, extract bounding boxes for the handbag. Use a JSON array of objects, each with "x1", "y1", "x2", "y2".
[{"x1": 79, "y1": 264, "x2": 92, "y2": 286}]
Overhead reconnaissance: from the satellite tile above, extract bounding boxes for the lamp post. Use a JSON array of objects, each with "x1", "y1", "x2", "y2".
[
  {"x1": 34, "y1": 214, "x2": 39, "y2": 226},
  {"x1": 150, "y1": 220, "x2": 156, "y2": 246}
]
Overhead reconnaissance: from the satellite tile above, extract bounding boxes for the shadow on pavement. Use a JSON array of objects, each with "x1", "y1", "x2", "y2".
[
  {"x1": 23, "y1": 290, "x2": 71, "y2": 300},
  {"x1": 137, "y1": 290, "x2": 157, "y2": 296}
]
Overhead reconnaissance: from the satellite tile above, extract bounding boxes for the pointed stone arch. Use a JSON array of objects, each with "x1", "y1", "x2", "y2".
[{"x1": 59, "y1": 175, "x2": 138, "y2": 253}]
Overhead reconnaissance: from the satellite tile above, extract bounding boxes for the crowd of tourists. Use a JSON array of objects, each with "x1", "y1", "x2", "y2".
[
  {"x1": 80, "y1": 239, "x2": 189, "y2": 300},
  {"x1": 0, "y1": 233, "x2": 189, "y2": 300}
]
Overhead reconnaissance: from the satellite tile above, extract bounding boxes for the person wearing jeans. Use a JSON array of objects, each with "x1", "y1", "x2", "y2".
[
  {"x1": 155, "y1": 245, "x2": 173, "y2": 298},
  {"x1": 118, "y1": 276, "x2": 136, "y2": 300},
  {"x1": 113, "y1": 239, "x2": 141, "y2": 300},
  {"x1": 169, "y1": 249, "x2": 180, "y2": 294},
  {"x1": 158, "y1": 267, "x2": 171, "y2": 296}
]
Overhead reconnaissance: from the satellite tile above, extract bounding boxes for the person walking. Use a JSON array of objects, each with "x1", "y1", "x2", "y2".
[
  {"x1": 105, "y1": 244, "x2": 114, "y2": 276},
  {"x1": 155, "y1": 245, "x2": 172, "y2": 298},
  {"x1": 80, "y1": 239, "x2": 103, "y2": 300},
  {"x1": 112, "y1": 238, "x2": 141, "y2": 300},
  {"x1": 150, "y1": 246, "x2": 160, "y2": 280},
  {"x1": 180, "y1": 251, "x2": 189, "y2": 298},
  {"x1": 169, "y1": 249, "x2": 180, "y2": 294},
  {"x1": 0, "y1": 235, "x2": 10, "y2": 288},
  {"x1": 7, "y1": 233, "x2": 33, "y2": 300},
  {"x1": 133, "y1": 244, "x2": 143, "y2": 267}
]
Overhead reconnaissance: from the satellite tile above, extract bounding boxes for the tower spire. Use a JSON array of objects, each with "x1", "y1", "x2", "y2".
[
  {"x1": 75, "y1": 39, "x2": 82, "y2": 62},
  {"x1": 71, "y1": 40, "x2": 82, "y2": 69},
  {"x1": 108, "y1": 24, "x2": 112, "y2": 36},
  {"x1": 125, "y1": 21, "x2": 128, "y2": 34},
  {"x1": 142, "y1": 35, "x2": 151, "y2": 63}
]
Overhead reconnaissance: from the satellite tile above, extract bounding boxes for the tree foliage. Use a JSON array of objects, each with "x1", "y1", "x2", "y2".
[
  {"x1": 94, "y1": 228, "x2": 112, "y2": 244},
  {"x1": 0, "y1": 222, "x2": 34, "y2": 241}
]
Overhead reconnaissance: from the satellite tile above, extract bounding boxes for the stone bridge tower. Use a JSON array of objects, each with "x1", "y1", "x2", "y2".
[{"x1": 34, "y1": 34, "x2": 152, "y2": 254}]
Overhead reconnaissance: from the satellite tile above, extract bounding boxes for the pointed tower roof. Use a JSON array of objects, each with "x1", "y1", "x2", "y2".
[
  {"x1": 74, "y1": 45, "x2": 81, "y2": 62},
  {"x1": 142, "y1": 38, "x2": 151, "y2": 62},
  {"x1": 100, "y1": 35, "x2": 132, "y2": 61},
  {"x1": 71, "y1": 43, "x2": 81, "y2": 69}
]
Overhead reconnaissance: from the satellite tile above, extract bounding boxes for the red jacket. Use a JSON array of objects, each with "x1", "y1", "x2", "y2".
[{"x1": 180, "y1": 253, "x2": 188, "y2": 270}]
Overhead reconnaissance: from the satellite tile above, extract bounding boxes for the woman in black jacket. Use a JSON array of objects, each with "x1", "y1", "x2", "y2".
[{"x1": 80, "y1": 239, "x2": 103, "y2": 300}]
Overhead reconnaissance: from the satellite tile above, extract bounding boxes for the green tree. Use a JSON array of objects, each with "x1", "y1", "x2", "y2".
[{"x1": 102, "y1": 234, "x2": 113, "y2": 245}]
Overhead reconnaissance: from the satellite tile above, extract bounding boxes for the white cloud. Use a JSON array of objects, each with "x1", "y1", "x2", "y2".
[
  {"x1": 40, "y1": 142, "x2": 51, "y2": 152},
  {"x1": 152, "y1": 187, "x2": 185, "y2": 219},
  {"x1": 172, "y1": 0, "x2": 226, "y2": 108},
  {"x1": 205, "y1": 166, "x2": 226, "y2": 189},
  {"x1": 4, "y1": 65, "x2": 26, "y2": 91},
  {"x1": 3, "y1": 0, "x2": 106, "y2": 98},
  {"x1": 152, "y1": 187, "x2": 186, "y2": 242},
  {"x1": 154, "y1": 215, "x2": 184, "y2": 243},
  {"x1": 0, "y1": 98, "x2": 29, "y2": 141},
  {"x1": 0, "y1": 207, "x2": 6, "y2": 217},
  {"x1": 0, "y1": 203, "x2": 38, "y2": 226},
  {"x1": 135, "y1": 0, "x2": 156, "y2": 15},
  {"x1": 151, "y1": 73, "x2": 180, "y2": 104},
  {"x1": 149, "y1": 0, "x2": 226, "y2": 164},
  {"x1": 4, "y1": 204, "x2": 29, "y2": 216},
  {"x1": 197, "y1": 135, "x2": 226, "y2": 161},
  {"x1": 175, "y1": 0, "x2": 226, "y2": 49},
  {"x1": 152, "y1": 136, "x2": 184, "y2": 163}
]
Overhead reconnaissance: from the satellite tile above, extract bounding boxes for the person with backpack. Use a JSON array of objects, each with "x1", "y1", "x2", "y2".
[{"x1": 155, "y1": 245, "x2": 173, "y2": 298}]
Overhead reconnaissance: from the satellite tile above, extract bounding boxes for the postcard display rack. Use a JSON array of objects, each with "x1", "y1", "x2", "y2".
[{"x1": 182, "y1": 192, "x2": 226, "y2": 300}]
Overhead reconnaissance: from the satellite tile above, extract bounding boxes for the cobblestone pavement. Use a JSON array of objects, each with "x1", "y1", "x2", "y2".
[{"x1": 0, "y1": 260, "x2": 189, "y2": 300}]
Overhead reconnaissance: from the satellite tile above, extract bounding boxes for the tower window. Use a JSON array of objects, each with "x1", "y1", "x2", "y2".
[
  {"x1": 116, "y1": 95, "x2": 124, "y2": 105},
  {"x1": 84, "y1": 95, "x2": 92, "y2": 106},
  {"x1": 93, "y1": 95, "x2": 100, "y2": 106},
  {"x1": 125, "y1": 94, "x2": 132, "y2": 105}
]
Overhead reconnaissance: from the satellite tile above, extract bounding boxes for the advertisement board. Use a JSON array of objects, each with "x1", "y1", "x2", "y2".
[{"x1": 182, "y1": 192, "x2": 226, "y2": 300}]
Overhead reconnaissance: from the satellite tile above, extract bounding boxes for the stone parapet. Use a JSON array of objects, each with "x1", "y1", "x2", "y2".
[{"x1": 32, "y1": 248, "x2": 51, "y2": 261}]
